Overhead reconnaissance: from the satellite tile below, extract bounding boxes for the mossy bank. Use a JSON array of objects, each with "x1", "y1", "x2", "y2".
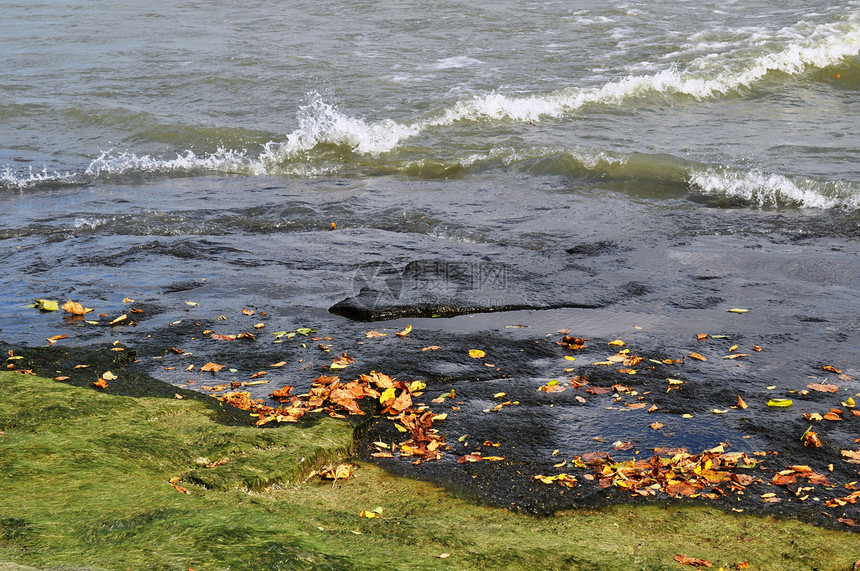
[{"x1": 1, "y1": 370, "x2": 859, "y2": 570}]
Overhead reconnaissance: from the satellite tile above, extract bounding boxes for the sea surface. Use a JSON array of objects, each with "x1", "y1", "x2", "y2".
[{"x1": 2, "y1": 1, "x2": 860, "y2": 517}]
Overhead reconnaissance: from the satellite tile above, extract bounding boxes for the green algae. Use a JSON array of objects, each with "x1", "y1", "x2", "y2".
[{"x1": 1, "y1": 371, "x2": 859, "y2": 570}]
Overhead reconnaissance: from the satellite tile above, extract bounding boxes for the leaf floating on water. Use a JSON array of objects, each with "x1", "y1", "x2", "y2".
[
  {"x1": 61, "y1": 299, "x2": 93, "y2": 315},
  {"x1": 688, "y1": 352, "x2": 707, "y2": 362},
  {"x1": 608, "y1": 339, "x2": 626, "y2": 347},
  {"x1": 468, "y1": 349, "x2": 485, "y2": 358},
  {"x1": 185, "y1": 301, "x2": 199, "y2": 306},
  {"x1": 109, "y1": 314, "x2": 127, "y2": 325},
  {"x1": 767, "y1": 399, "x2": 793, "y2": 408},
  {"x1": 33, "y1": 299, "x2": 59, "y2": 311},
  {"x1": 736, "y1": 395, "x2": 748, "y2": 409},
  {"x1": 200, "y1": 362, "x2": 225, "y2": 373},
  {"x1": 365, "y1": 330, "x2": 387, "y2": 338},
  {"x1": 822, "y1": 365, "x2": 842, "y2": 374},
  {"x1": 46, "y1": 334, "x2": 68, "y2": 346},
  {"x1": 726, "y1": 308, "x2": 749, "y2": 314}
]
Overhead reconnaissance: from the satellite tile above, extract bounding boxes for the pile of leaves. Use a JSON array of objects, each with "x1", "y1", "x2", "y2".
[{"x1": 220, "y1": 370, "x2": 447, "y2": 462}]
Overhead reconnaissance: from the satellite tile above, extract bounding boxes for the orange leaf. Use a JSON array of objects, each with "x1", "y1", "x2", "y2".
[
  {"x1": 736, "y1": 395, "x2": 748, "y2": 409},
  {"x1": 46, "y1": 334, "x2": 68, "y2": 346},
  {"x1": 269, "y1": 361, "x2": 287, "y2": 368},
  {"x1": 200, "y1": 362, "x2": 225, "y2": 373},
  {"x1": 61, "y1": 299, "x2": 87, "y2": 315},
  {"x1": 688, "y1": 352, "x2": 707, "y2": 362},
  {"x1": 822, "y1": 365, "x2": 842, "y2": 374},
  {"x1": 93, "y1": 378, "x2": 109, "y2": 389}
]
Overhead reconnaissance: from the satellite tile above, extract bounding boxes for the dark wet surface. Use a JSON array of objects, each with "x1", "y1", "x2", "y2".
[{"x1": 2, "y1": 174, "x2": 860, "y2": 529}]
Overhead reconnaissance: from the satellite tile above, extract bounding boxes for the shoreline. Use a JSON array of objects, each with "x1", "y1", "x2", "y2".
[{"x1": 2, "y1": 366, "x2": 860, "y2": 569}]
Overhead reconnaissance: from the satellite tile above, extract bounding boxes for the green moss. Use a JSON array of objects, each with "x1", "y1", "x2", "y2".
[{"x1": 1, "y1": 371, "x2": 859, "y2": 570}]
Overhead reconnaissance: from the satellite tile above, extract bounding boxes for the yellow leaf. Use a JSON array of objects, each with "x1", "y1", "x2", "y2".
[
  {"x1": 468, "y1": 349, "x2": 486, "y2": 358},
  {"x1": 727, "y1": 308, "x2": 749, "y2": 313},
  {"x1": 395, "y1": 324, "x2": 412, "y2": 337},
  {"x1": 564, "y1": 355, "x2": 576, "y2": 361},
  {"x1": 608, "y1": 339, "x2": 626, "y2": 347},
  {"x1": 109, "y1": 314, "x2": 127, "y2": 325},
  {"x1": 393, "y1": 423, "x2": 407, "y2": 433},
  {"x1": 185, "y1": 301, "x2": 199, "y2": 306},
  {"x1": 102, "y1": 371, "x2": 118, "y2": 381},
  {"x1": 681, "y1": 414, "x2": 694, "y2": 418},
  {"x1": 767, "y1": 399, "x2": 793, "y2": 408},
  {"x1": 379, "y1": 387, "x2": 396, "y2": 404},
  {"x1": 432, "y1": 413, "x2": 448, "y2": 421},
  {"x1": 408, "y1": 380, "x2": 426, "y2": 393},
  {"x1": 35, "y1": 299, "x2": 59, "y2": 311},
  {"x1": 359, "y1": 510, "x2": 377, "y2": 518},
  {"x1": 494, "y1": 392, "x2": 507, "y2": 398},
  {"x1": 711, "y1": 409, "x2": 729, "y2": 414}
]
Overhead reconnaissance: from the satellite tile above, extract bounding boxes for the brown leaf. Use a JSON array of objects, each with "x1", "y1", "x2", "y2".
[
  {"x1": 673, "y1": 553, "x2": 711, "y2": 566},
  {"x1": 688, "y1": 352, "x2": 707, "y2": 362},
  {"x1": 649, "y1": 422, "x2": 663, "y2": 430},
  {"x1": 841, "y1": 450, "x2": 860, "y2": 464},
  {"x1": 210, "y1": 333, "x2": 236, "y2": 341},
  {"x1": 200, "y1": 362, "x2": 225, "y2": 373},
  {"x1": 838, "y1": 518, "x2": 857, "y2": 527},
  {"x1": 807, "y1": 383, "x2": 839, "y2": 393},
  {"x1": 736, "y1": 394, "x2": 748, "y2": 409},
  {"x1": 365, "y1": 330, "x2": 387, "y2": 338},
  {"x1": 822, "y1": 365, "x2": 842, "y2": 374},
  {"x1": 802, "y1": 430, "x2": 823, "y2": 447}
]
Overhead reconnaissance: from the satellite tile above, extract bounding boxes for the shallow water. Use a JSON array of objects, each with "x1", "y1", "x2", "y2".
[{"x1": 2, "y1": 0, "x2": 860, "y2": 520}]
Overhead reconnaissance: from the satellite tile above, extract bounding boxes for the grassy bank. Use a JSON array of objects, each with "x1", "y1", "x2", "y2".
[{"x1": 1, "y1": 370, "x2": 859, "y2": 570}]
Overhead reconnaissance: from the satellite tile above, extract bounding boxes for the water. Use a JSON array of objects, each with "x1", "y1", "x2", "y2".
[{"x1": 2, "y1": 1, "x2": 860, "y2": 516}]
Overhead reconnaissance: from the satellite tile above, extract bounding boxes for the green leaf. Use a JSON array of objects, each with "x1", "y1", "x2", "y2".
[
  {"x1": 295, "y1": 328, "x2": 316, "y2": 336},
  {"x1": 767, "y1": 399, "x2": 793, "y2": 408}
]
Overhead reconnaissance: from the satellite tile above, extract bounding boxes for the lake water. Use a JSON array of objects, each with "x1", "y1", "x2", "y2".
[{"x1": 2, "y1": 0, "x2": 860, "y2": 517}]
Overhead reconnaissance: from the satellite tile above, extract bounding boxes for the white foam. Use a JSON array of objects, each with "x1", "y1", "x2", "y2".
[
  {"x1": 689, "y1": 168, "x2": 860, "y2": 208},
  {"x1": 422, "y1": 12, "x2": 860, "y2": 126},
  {"x1": 1, "y1": 165, "x2": 77, "y2": 190},
  {"x1": 432, "y1": 56, "x2": 484, "y2": 70}
]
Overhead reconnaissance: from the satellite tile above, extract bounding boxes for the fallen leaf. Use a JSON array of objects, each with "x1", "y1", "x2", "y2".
[
  {"x1": 200, "y1": 362, "x2": 225, "y2": 373},
  {"x1": 46, "y1": 334, "x2": 68, "y2": 346},
  {"x1": 109, "y1": 314, "x2": 127, "y2": 325},
  {"x1": 468, "y1": 349, "x2": 486, "y2": 358},
  {"x1": 608, "y1": 339, "x2": 626, "y2": 347},
  {"x1": 766, "y1": 399, "x2": 793, "y2": 408},
  {"x1": 438, "y1": 553, "x2": 451, "y2": 559},
  {"x1": 61, "y1": 299, "x2": 92, "y2": 315},
  {"x1": 650, "y1": 422, "x2": 663, "y2": 430},
  {"x1": 696, "y1": 334, "x2": 708, "y2": 341},
  {"x1": 726, "y1": 308, "x2": 749, "y2": 314},
  {"x1": 93, "y1": 378, "x2": 108, "y2": 389},
  {"x1": 808, "y1": 383, "x2": 838, "y2": 393},
  {"x1": 34, "y1": 299, "x2": 59, "y2": 311},
  {"x1": 673, "y1": 554, "x2": 713, "y2": 567},
  {"x1": 688, "y1": 352, "x2": 707, "y2": 362},
  {"x1": 822, "y1": 365, "x2": 842, "y2": 374},
  {"x1": 269, "y1": 361, "x2": 286, "y2": 368},
  {"x1": 102, "y1": 371, "x2": 118, "y2": 381},
  {"x1": 736, "y1": 395, "x2": 748, "y2": 409},
  {"x1": 365, "y1": 330, "x2": 387, "y2": 338},
  {"x1": 395, "y1": 324, "x2": 412, "y2": 337}
]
